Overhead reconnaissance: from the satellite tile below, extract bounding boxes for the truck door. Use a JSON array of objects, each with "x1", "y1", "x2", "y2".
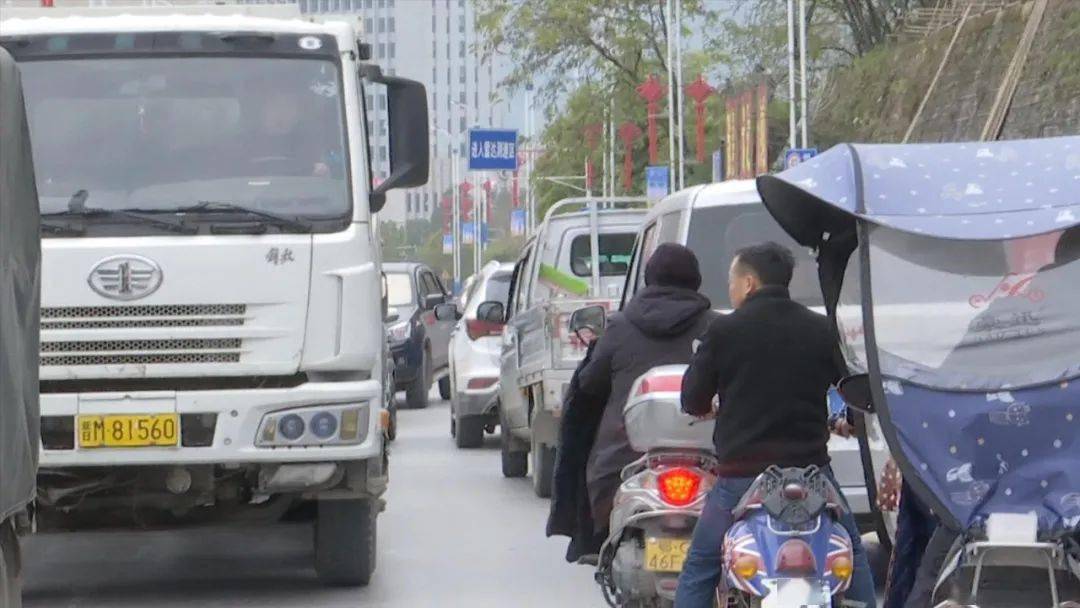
[{"x1": 499, "y1": 243, "x2": 534, "y2": 431}]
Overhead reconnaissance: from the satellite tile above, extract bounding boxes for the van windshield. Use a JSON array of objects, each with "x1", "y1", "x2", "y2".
[
  {"x1": 569, "y1": 233, "x2": 636, "y2": 277},
  {"x1": 18, "y1": 56, "x2": 350, "y2": 230},
  {"x1": 685, "y1": 205, "x2": 822, "y2": 309}
]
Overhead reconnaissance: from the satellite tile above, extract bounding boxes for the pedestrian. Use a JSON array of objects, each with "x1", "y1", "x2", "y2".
[{"x1": 674, "y1": 241, "x2": 876, "y2": 608}]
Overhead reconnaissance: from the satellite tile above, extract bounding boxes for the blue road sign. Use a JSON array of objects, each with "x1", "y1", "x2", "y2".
[
  {"x1": 784, "y1": 148, "x2": 819, "y2": 169},
  {"x1": 462, "y1": 222, "x2": 475, "y2": 245},
  {"x1": 646, "y1": 166, "x2": 669, "y2": 203},
  {"x1": 442, "y1": 233, "x2": 453, "y2": 255},
  {"x1": 468, "y1": 129, "x2": 518, "y2": 171}
]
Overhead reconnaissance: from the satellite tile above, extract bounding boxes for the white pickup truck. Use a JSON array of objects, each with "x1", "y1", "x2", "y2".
[
  {"x1": 494, "y1": 198, "x2": 646, "y2": 497},
  {"x1": 0, "y1": 3, "x2": 428, "y2": 586}
]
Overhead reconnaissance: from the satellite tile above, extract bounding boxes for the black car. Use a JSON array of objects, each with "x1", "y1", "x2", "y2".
[{"x1": 384, "y1": 263, "x2": 454, "y2": 409}]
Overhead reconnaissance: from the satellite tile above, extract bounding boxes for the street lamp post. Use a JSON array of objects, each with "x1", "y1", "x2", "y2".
[{"x1": 432, "y1": 126, "x2": 461, "y2": 290}]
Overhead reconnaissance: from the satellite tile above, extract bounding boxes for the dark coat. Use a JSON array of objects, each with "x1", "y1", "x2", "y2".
[
  {"x1": 546, "y1": 340, "x2": 608, "y2": 562},
  {"x1": 578, "y1": 286, "x2": 714, "y2": 525}
]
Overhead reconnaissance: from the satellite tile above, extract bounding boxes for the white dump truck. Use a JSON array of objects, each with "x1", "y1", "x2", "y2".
[{"x1": 0, "y1": 2, "x2": 428, "y2": 586}]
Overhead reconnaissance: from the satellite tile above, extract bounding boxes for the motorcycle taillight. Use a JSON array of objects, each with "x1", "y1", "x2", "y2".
[
  {"x1": 636, "y1": 373, "x2": 684, "y2": 396},
  {"x1": 775, "y1": 539, "x2": 817, "y2": 576},
  {"x1": 657, "y1": 467, "x2": 702, "y2": 507}
]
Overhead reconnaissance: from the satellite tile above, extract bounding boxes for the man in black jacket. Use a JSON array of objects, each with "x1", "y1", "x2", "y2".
[{"x1": 674, "y1": 242, "x2": 876, "y2": 608}]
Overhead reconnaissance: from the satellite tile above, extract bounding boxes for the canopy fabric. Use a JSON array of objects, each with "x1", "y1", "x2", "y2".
[
  {"x1": 886, "y1": 379, "x2": 1080, "y2": 532},
  {"x1": 0, "y1": 47, "x2": 41, "y2": 522},
  {"x1": 757, "y1": 137, "x2": 1080, "y2": 245}
]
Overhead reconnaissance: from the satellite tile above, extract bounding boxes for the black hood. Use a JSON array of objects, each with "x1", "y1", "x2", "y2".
[{"x1": 623, "y1": 285, "x2": 711, "y2": 337}]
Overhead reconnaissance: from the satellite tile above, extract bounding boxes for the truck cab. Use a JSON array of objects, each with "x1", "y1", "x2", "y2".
[
  {"x1": 0, "y1": 5, "x2": 428, "y2": 586},
  {"x1": 496, "y1": 198, "x2": 645, "y2": 497}
]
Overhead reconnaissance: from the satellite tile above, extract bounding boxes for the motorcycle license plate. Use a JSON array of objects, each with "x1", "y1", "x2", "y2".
[
  {"x1": 78, "y1": 414, "x2": 180, "y2": 448},
  {"x1": 644, "y1": 537, "x2": 690, "y2": 572}
]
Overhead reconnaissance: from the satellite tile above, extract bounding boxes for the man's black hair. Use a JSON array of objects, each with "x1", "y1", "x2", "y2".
[{"x1": 733, "y1": 241, "x2": 795, "y2": 287}]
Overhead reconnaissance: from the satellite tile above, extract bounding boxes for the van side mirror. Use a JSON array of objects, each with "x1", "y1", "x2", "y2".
[
  {"x1": 837, "y1": 374, "x2": 875, "y2": 414},
  {"x1": 423, "y1": 293, "x2": 445, "y2": 310},
  {"x1": 476, "y1": 301, "x2": 505, "y2": 324},
  {"x1": 569, "y1": 305, "x2": 606, "y2": 343},
  {"x1": 362, "y1": 66, "x2": 429, "y2": 213}
]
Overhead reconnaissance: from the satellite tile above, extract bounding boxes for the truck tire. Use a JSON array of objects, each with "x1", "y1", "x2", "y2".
[
  {"x1": 1, "y1": 520, "x2": 22, "y2": 608},
  {"x1": 314, "y1": 498, "x2": 376, "y2": 587},
  {"x1": 405, "y1": 352, "x2": 430, "y2": 409},
  {"x1": 438, "y1": 375, "x2": 452, "y2": 400},
  {"x1": 531, "y1": 437, "x2": 556, "y2": 499},
  {"x1": 454, "y1": 415, "x2": 485, "y2": 449},
  {"x1": 500, "y1": 406, "x2": 527, "y2": 478}
]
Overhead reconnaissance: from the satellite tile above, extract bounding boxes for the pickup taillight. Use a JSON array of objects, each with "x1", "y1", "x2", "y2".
[{"x1": 466, "y1": 319, "x2": 503, "y2": 341}]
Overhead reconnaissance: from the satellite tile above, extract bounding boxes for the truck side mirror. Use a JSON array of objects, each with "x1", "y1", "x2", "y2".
[
  {"x1": 837, "y1": 374, "x2": 876, "y2": 414},
  {"x1": 434, "y1": 302, "x2": 460, "y2": 321},
  {"x1": 569, "y1": 305, "x2": 606, "y2": 343},
  {"x1": 476, "y1": 301, "x2": 505, "y2": 324},
  {"x1": 423, "y1": 293, "x2": 445, "y2": 310},
  {"x1": 362, "y1": 66, "x2": 429, "y2": 213}
]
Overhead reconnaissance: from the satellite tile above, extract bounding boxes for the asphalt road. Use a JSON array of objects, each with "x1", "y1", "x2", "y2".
[{"x1": 22, "y1": 396, "x2": 600, "y2": 608}]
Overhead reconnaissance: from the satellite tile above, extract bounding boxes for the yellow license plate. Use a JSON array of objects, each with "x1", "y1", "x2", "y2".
[
  {"x1": 644, "y1": 537, "x2": 690, "y2": 573},
  {"x1": 78, "y1": 414, "x2": 180, "y2": 448}
]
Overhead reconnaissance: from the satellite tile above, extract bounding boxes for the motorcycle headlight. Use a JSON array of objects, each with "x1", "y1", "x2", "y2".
[
  {"x1": 387, "y1": 321, "x2": 410, "y2": 342},
  {"x1": 257, "y1": 404, "x2": 369, "y2": 447}
]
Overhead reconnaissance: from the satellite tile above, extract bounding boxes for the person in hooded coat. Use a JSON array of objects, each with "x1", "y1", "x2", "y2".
[{"x1": 577, "y1": 243, "x2": 715, "y2": 529}]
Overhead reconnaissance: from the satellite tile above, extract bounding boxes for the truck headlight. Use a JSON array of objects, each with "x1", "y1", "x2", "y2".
[
  {"x1": 387, "y1": 321, "x2": 410, "y2": 342},
  {"x1": 257, "y1": 404, "x2": 369, "y2": 447}
]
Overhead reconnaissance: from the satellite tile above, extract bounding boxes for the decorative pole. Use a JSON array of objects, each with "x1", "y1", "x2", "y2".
[
  {"x1": 618, "y1": 122, "x2": 643, "y2": 193},
  {"x1": 685, "y1": 75, "x2": 715, "y2": 164},
  {"x1": 636, "y1": 74, "x2": 664, "y2": 165},
  {"x1": 583, "y1": 123, "x2": 603, "y2": 193}
]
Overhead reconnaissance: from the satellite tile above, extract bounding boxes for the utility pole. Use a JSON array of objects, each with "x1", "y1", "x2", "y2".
[
  {"x1": 674, "y1": 0, "x2": 685, "y2": 190},
  {"x1": 665, "y1": 0, "x2": 677, "y2": 189},
  {"x1": 787, "y1": 0, "x2": 797, "y2": 150},
  {"x1": 798, "y1": 0, "x2": 809, "y2": 148}
]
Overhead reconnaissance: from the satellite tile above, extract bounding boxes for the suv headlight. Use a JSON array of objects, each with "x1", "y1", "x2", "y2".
[
  {"x1": 387, "y1": 320, "x2": 410, "y2": 342},
  {"x1": 256, "y1": 404, "x2": 369, "y2": 447}
]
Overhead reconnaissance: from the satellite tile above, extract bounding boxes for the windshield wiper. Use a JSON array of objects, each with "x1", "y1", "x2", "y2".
[
  {"x1": 40, "y1": 220, "x2": 86, "y2": 236},
  {"x1": 44, "y1": 190, "x2": 197, "y2": 235},
  {"x1": 174, "y1": 201, "x2": 312, "y2": 233}
]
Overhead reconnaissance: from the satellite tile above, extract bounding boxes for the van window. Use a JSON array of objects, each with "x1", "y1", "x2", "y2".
[
  {"x1": 569, "y1": 233, "x2": 636, "y2": 277},
  {"x1": 686, "y1": 205, "x2": 821, "y2": 309}
]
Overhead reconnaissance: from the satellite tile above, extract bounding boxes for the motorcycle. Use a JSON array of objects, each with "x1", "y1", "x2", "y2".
[
  {"x1": 757, "y1": 136, "x2": 1080, "y2": 607},
  {"x1": 595, "y1": 364, "x2": 717, "y2": 608},
  {"x1": 718, "y1": 466, "x2": 856, "y2": 608}
]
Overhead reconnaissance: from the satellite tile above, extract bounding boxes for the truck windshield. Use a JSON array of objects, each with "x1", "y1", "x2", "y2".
[
  {"x1": 18, "y1": 56, "x2": 350, "y2": 231},
  {"x1": 685, "y1": 205, "x2": 821, "y2": 309},
  {"x1": 569, "y1": 233, "x2": 635, "y2": 276}
]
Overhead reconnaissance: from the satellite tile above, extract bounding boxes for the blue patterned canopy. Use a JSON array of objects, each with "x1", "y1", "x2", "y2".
[{"x1": 757, "y1": 137, "x2": 1080, "y2": 245}]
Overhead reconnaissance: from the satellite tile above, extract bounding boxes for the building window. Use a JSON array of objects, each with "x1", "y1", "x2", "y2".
[
  {"x1": 458, "y1": 40, "x2": 465, "y2": 57},
  {"x1": 379, "y1": 119, "x2": 387, "y2": 135},
  {"x1": 364, "y1": 17, "x2": 373, "y2": 33},
  {"x1": 378, "y1": 94, "x2": 387, "y2": 110},
  {"x1": 459, "y1": 90, "x2": 465, "y2": 103},
  {"x1": 431, "y1": 14, "x2": 436, "y2": 33},
  {"x1": 388, "y1": 0, "x2": 394, "y2": 6},
  {"x1": 378, "y1": 0, "x2": 385, "y2": 7},
  {"x1": 364, "y1": 0, "x2": 371, "y2": 8},
  {"x1": 377, "y1": 43, "x2": 385, "y2": 58},
  {"x1": 459, "y1": 116, "x2": 466, "y2": 132},
  {"x1": 458, "y1": 14, "x2": 465, "y2": 33},
  {"x1": 378, "y1": 18, "x2": 384, "y2": 33},
  {"x1": 389, "y1": 43, "x2": 395, "y2": 59},
  {"x1": 431, "y1": 67, "x2": 437, "y2": 84},
  {"x1": 387, "y1": 68, "x2": 395, "y2": 76},
  {"x1": 388, "y1": 17, "x2": 395, "y2": 32},
  {"x1": 459, "y1": 66, "x2": 465, "y2": 84},
  {"x1": 379, "y1": 145, "x2": 387, "y2": 161},
  {"x1": 474, "y1": 90, "x2": 479, "y2": 109},
  {"x1": 445, "y1": 42, "x2": 450, "y2": 59}
]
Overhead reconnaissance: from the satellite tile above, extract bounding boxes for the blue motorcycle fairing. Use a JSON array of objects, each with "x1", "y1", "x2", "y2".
[{"x1": 724, "y1": 509, "x2": 853, "y2": 598}]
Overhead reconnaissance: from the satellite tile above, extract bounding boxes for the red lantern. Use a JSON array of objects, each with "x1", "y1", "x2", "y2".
[
  {"x1": 618, "y1": 122, "x2": 643, "y2": 193},
  {"x1": 685, "y1": 75, "x2": 715, "y2": 163},
  {"x1": 636, "y1": 75, "x2": 665, "y2": 164}
]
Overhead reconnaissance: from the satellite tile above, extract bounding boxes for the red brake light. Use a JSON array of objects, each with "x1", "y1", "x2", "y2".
[
  {"x1": 656, "y1": 467, "x2": 701, "y2": 506},
  {"x1": 636, "y1": 374, "x2": 684, "y2": 396},
  {"x1": 466, "y1": 377, "x2": 498, "y2": 390},
  {"x1": 466, "y1": 318, "x2": 503, "y2": 341},
  {"x1": 776, "y1": 539, "x2": 817, "y2": 576}
]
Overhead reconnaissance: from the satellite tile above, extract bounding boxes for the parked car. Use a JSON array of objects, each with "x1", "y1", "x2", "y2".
[
  {"x1": 438, "y1": 261, "x2": 514, "y2": 448},
  {"x1": 385, "y1": 262, "x2": 454, "y2": 409},
  {"x1": 617, "y1": 179, "x2": 889, "y2": 536}
]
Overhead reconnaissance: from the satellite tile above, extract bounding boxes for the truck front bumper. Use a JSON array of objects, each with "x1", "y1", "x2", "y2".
[{"x1": 39, "y1": 379, "x2": 383, "y2": 467}]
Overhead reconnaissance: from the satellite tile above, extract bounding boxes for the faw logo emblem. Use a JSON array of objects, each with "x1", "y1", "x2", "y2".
[{"x1": 88, "y1": 255, "x2": 163, "y2": 301}]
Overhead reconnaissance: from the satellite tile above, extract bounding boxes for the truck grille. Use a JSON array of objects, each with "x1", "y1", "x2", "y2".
[{"x1": 40, "y1": 305, "x2": 247, "y2": 367}]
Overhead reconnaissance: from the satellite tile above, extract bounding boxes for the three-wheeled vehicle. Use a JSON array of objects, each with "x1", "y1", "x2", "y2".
[
  {"x1": 0, "y1": 46, "x2": 42, "y2": 608},
  {"x1": 758, "y1": 137, "x2": 1080, "y2": 607}
]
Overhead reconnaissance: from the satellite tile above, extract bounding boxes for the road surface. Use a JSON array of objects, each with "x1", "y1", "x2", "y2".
[{"x1": 22, "y1": 397, "x2": 599, "y2": 608}]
